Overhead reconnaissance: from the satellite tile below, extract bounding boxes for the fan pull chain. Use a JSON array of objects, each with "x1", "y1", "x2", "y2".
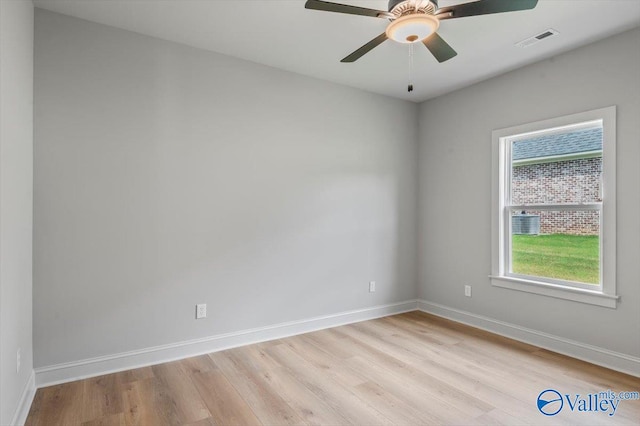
[{"x1": 409, "y1": 44, "x2": 415, "y2": 92}]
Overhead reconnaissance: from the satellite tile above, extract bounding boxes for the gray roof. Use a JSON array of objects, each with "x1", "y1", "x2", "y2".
[{"x1": 513, "y1": 127, "x2": 602, "y2": 161}]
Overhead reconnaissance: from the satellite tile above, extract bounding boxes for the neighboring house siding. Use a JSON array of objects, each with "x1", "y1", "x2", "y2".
[
  {"x1": 512, "y1": 157, "x2": 602, "y2": 235},
  {"x1": 521, "y1": 209, "x2": 600, "y2": 236}
]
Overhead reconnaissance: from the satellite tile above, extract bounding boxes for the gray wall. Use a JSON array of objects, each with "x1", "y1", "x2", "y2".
[
  {"x1": 418, "y1": 28, "x2": 640, "y2": 357},
  {"x1": 33, "y1": 7, "x2": 639, "y2": 375},
  {"x1": 0, "y1": 0, "x2": 34, "y2": 423},
  {"x1": 33, "y1": 10, "x2": 418, "y2": 368}
]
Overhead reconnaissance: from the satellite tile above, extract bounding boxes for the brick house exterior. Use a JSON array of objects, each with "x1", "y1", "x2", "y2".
[{"x1": 511, "y1": 127, "x2": 602, "y2": 236}]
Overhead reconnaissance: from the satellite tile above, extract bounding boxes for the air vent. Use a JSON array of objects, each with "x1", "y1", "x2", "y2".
[{"x1": 516, "y1": 29, "x2": 559, "y2": 48}]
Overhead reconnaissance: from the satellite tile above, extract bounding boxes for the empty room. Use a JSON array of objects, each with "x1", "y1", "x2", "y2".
[{"x1": 1, "y1": 0, "x2": 639, "y2": 424}]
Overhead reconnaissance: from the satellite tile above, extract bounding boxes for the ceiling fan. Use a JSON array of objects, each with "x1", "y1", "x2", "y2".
[{"x1": 305, "y1": 0, "x2": 539, "y2": 63}]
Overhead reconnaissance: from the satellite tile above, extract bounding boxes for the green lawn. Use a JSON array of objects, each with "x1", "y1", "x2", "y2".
[{"x1": 511, "y1": 234, "x2": 599, "y2": 285}]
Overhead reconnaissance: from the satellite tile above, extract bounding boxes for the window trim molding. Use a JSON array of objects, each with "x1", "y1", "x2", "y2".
[{"x1": 490, "y1": 106, "x2": 617, "y2": 308}]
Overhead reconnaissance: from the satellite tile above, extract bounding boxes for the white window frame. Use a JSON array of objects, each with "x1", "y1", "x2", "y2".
[{"x1": 490, "y1": 106, "x2": 618, "y2": 308}]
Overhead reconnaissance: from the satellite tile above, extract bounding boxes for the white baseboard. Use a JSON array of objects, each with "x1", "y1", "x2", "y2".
[
  {"x1": 10, "y1": 369, "x2": 35, "y2": 426},
  {"x1": 35, "y1": 300, "x2": 418, "y2": 387},
  {"x1": 417, "y1": 299, "x2": 640, "y2": 377},
  {"x1": 34, "y1": 298, "x2": 638, "y2": 391}
]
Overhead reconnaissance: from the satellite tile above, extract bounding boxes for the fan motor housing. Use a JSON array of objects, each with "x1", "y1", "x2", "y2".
[{"x1": 388, "y1": 0, "x2": 438, "y2": 11}]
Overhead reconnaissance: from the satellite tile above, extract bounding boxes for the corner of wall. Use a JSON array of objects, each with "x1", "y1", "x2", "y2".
[{"x1": 0, "y1": 0, "x2": 35, "y2": 424}]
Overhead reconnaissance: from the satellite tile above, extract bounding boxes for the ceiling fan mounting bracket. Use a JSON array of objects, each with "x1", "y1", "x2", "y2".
[{"x1": 388, "y1": 0, "x2": 437, "y2": 18}]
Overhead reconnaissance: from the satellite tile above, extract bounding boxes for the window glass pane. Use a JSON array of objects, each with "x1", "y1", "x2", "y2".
[
  {"x1": 510, "y1": 209, "x2": 600, "y2": 285},
  {"x1": 511, "y1": 127, "x2": 602, "y2": 205}
]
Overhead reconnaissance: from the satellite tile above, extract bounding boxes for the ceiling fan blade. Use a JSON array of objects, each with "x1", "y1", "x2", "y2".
[
  {"x1": 422, "y1": 32, "x2": 457, "y2": 63},
  {"x1": 305, "y1": 0, "x2": 393, "y2": 19},
  {"x1": 437, "y1": 0, "x2": 538, "y2": 20},
  {"x1": 341, "y1": 33, "x2": 388, "y2": 63}
]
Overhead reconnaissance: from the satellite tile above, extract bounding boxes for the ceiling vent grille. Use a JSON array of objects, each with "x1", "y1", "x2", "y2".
[{"x1": 516, "y1": 29, "x2": 559, "y2": 48}]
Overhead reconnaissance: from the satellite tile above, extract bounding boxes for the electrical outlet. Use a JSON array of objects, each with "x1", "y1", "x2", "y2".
[
  {"x1": 464, "y1": 285, "x2": 472, "y2": 298},
  {"x1": 17, "y1": 348, "x2": 21, "y2": 373},
  {"x1": 196, "y1": 304, "x2": 207, "y2": 319},
  {"x1": 369, "y1": 281, "x2": 376, "y2": 293}
]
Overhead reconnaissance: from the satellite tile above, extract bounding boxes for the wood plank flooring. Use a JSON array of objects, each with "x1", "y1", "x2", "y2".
[{"x1": 26, "y1": 311, "x2": 640, "y2": 425}]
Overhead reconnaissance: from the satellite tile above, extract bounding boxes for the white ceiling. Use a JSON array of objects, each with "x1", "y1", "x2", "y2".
[{"x1": 33, "y1": 0, "x2": 640, "y2": 102}]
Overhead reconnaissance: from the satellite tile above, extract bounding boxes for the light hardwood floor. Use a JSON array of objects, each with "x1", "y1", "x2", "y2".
[{"x1": 26, "y1": 311, "x2": 640, "y2": 425}]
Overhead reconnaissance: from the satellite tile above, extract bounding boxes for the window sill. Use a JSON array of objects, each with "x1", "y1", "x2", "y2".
[{"x1": 489, "y1": 275, "x2": 619, "y2": 309}]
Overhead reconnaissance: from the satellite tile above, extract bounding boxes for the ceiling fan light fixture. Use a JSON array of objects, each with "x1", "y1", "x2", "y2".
[{"x1": 385, "y1": 14, "x2": 439, "y2": 44}]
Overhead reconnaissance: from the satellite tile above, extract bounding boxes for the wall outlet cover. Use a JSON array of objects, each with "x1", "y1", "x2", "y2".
[{"x1": 196, "y1": 304, "x2": 207, "y2": 319}]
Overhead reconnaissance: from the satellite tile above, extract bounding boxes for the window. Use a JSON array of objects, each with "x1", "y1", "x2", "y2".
[{"x1": 491, "y1": 107, "x2": 618, "y2": 308}]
